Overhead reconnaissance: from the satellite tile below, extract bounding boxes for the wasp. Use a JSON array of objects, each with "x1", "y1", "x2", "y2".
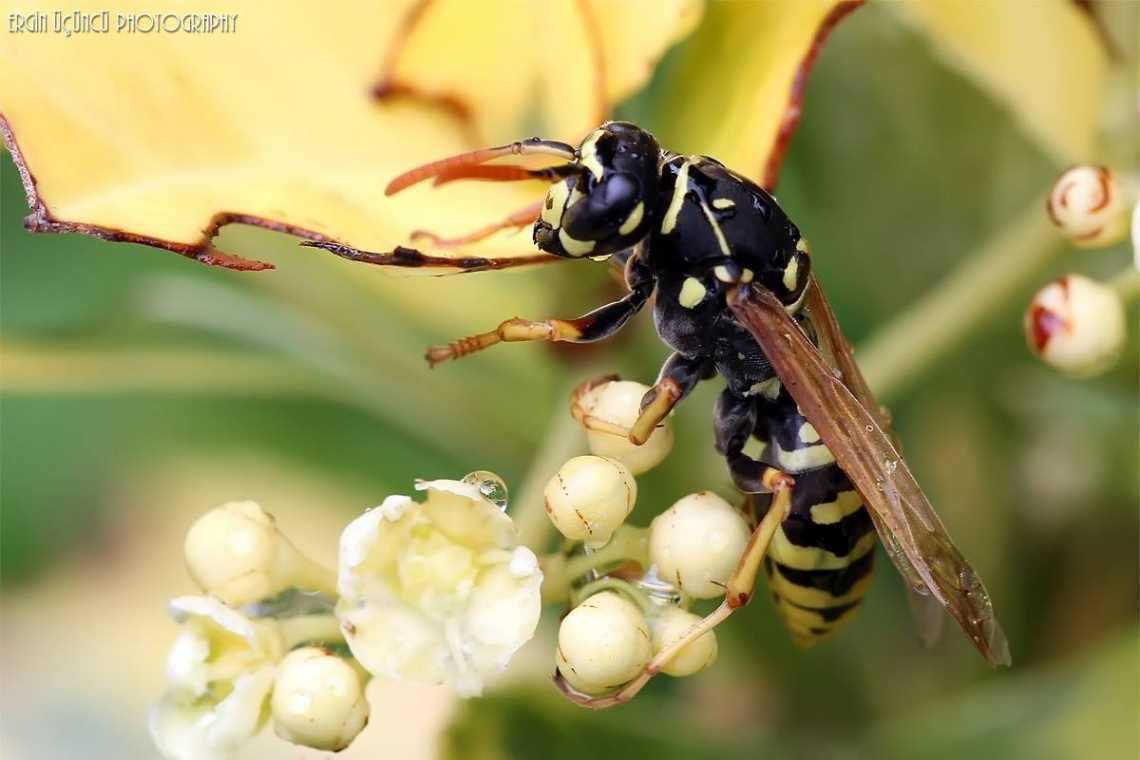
[{"x1": 305, "y1": 121, "x2": 1010, "y2": 708}]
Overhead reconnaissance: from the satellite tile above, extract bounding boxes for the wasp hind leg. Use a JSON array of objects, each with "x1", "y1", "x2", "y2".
[{"x1": 555, "y1": 465, "x2": 795, "y2": 710}]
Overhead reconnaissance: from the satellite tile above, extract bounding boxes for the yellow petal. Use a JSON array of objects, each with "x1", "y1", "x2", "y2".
[
  {"x1": 0, "y1": 0, "x2": 700, "y2": 271},
  {"x1": 646, "y1": 0, "x2": 864, "y2": 186},
  {"x1": 886, "y1": 0, "x2": 1108, "y2": 164},
  {"x1": 382, "y1": 0, "x2": 703, "y2": 144}
]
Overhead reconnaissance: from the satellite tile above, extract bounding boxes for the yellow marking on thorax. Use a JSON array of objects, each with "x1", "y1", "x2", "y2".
[
  {"x1": 784, "y1": 282, "x2": 809, "y2": 314},
  {"x1": 712, "y1": 197, "x2": 735, "y2": 209},
  {"x1": 749, "y1": 378, "x2": 782, "y2": 399},
  {"x1": 558, "y1": 229, "x2": 596, "y2": 256},
  {"x1": 698, "y1": 200, "x2": 731, "y2": 256},
  {"x1": 618, "y1": 201, "x2": 644, "y2": 235},
  {"x1": 796, "y1": 237, "x2": 811, "y2": 254},
  {"x1": 660, "y1": 159, "x2": 691, "y2": 234},
  {"x1": 808, "y1": 490, "x2": 862, "y2": 525},
  {"x1": 799, "y1": 422, "x2": 819, "y2": 443},
  {"x1": 742, "y1": 435, "x2": 767, "y2": 461},
  {"x1": 783, "y1": 256, "x2": 800, "y2": 291},
  {"x1": 579, "y1": 130, "x2": 604, "y2": 180},
  {"x1": 679, "y1": 276, "x2": 707, "y2": 308},
  {"x1": 769, "y1": 530, "x2": 876, "y2": 571}
]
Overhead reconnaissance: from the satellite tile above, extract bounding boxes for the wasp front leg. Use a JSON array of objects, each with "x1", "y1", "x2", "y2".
[
  {"x1": 427, "y1": 258, "x2": 656, "y2": 366},
  {"x1": 626, "y1": 353, "x2": 711, "y2": 444},
  {"x1": 556, "y1": 465, "x2": 795, "y2": 710}
]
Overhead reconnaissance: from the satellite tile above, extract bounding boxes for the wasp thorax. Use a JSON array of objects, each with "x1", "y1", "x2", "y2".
[{"x1": 534, "y1": 122, "x2": 660, "y2": 258}]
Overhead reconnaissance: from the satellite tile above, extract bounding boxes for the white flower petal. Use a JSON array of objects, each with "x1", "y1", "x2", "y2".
[
  {"x1": 336, "y1": 477, "x2": 543, "y2": 695},
  {"x1": 149, "y1": 664, "x2": 275, "y2": 760}
]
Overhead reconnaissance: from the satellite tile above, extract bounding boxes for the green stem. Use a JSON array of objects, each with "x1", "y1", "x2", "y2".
[
  {"x1": 540, "y1": 526, "x2": 649, "y2": 603},
  {"x1": 856, "y1": 197, "x2": 1062, "y2": 402},
  {"x1": 514, "y1": 395, "x2": 588, "y2": 551},
  {"x1": 1109, "y1": 266, "x2": 1140, "y2": 304},
  {"x1": 569, "y1": 577, "x2": 656, "y2": 616},
  {"x1": 290, "y1": 552, "x2": 340, "y2": 600},
  {"x1": 280, "y1": 614, "x2": 345, "y2": 648}
]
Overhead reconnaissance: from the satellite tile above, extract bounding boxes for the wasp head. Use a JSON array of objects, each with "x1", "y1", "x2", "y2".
[{"x1": 534, "y1": 122, "x2": 661, "y2": 259}]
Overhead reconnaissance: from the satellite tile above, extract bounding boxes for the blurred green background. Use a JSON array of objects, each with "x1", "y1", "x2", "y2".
[{"x1": 2, "y1": 3, "x2": 1137, "y2": 759}]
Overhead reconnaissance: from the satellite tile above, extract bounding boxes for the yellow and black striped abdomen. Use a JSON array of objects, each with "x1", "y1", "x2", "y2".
[{"x1": 748, "y1": 382, "x2": 876, "y2": 648}]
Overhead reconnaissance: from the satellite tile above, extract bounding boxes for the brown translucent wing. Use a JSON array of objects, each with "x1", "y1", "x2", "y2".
[
  {"x1": 804, "y1": 274, "x2": 945, "y2": 647},
  {"x1": 729, "y1": 284, "x2": 1010, "y2": 666}
]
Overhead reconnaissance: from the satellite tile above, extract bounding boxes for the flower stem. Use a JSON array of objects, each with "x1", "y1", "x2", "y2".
[
  {"x1": 515, "y1": 394, "x2": 587, "y2": 551},
  {"x1": 540, "y1": 526, "x2": 648, "y2": 603},
  {"x1": 856, "y1": 197, "x2": 1062, "y2": 402},
  {"x1": 1109, "y1": 266, "x2": 1140, "y2": 304},
  {"x1": 280, "y1": 615, "x2": 345, "y2": 648},
  {"x1": 291, "y1": 554, "x2": 340, "y2": 600}
]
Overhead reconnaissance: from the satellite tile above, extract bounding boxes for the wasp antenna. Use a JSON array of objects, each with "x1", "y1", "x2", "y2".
[
  {"x1": 431, "y1": 163, "x2": 582, "y2": 188},
  {"x1": 385, "y1": 138, "x2": 577, "y2": 196}
]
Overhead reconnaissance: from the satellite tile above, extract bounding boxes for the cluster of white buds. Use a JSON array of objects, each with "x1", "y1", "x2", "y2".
[
  {"x1": 153, "y1": 478, "x2": 543, "y2": 758},
  {"x1": 151, "y1": 502, "x2": 370, "y2": 759},
  {"x1": 549, "y1": 380, "x2": 749, "y2": 699},
  {"x1": 1027, "y1": 165, "x2": 1137, "y2": 377}
]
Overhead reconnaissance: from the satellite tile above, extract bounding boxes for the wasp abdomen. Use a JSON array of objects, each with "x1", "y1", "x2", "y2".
[{"x1": 749, "y1": 382, "x2": 876, "y2": 647}]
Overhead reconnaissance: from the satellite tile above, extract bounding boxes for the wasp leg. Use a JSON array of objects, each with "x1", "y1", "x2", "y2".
[
  {"x1": 410, "y1": 200, "x2": 543, "y2": 247},
  {"x1": 627, "y1": 353, "x2": 710, "y2": 445},
  {"x1": 426, "y1": 278, "x2": 654, "y2": 366},
  {"x1": 300, "y1": 241, "x2": 560, "y2": 273},
  {"x1": 713, "y1": 389, "x2": 777, "y2": 493},
  {"x1": 568, "y1": 373, "x2": 633, "y2": 437},
  {"x1": 555, "y1": 466, "x2": 795, "y2": 710}
]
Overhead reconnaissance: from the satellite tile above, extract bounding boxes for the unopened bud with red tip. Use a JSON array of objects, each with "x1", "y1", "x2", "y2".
[
  {"x1": 1025, "y1": 274, "x2": 1126, "y2": 377},
  {"x1": 1047, "y1": 165, "x2": 1130, "y2": 248}
]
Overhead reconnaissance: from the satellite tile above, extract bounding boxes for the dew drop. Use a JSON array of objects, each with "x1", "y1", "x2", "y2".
[
  {"x1": 462, "y1": 470, "x2": 509, "y2": 511},
  {"x1": 638, "y1": 566, "x2": 684, "y2": 606}
]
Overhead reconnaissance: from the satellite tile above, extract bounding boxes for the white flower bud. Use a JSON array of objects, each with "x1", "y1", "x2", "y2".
[
  {"x1": 650, "y1": 606, "x2": 718, "y2": 677},
  {"x1": 556, "y1": 591, "x2": 651, "y2": 694},
  {"x1": 184, "y1": 500, "x2": 333, "y2": 607},
  {"x1": 1047, "y1": 165, "x2": 1130, "y2": 248},
  {"x1": 544, "y1": 456, "x2": 637, "y2": 548},
  {"x1": 1025, "y1": 274, "x2": 1126, "y2": 377},
  {"x1": 272, "y1": 647, "x2": 370, "y2": 752},
  {"x1": 577, "y1": 380, "x2": 674, "y2": 474},
  {"x1": 648, "y1": 491, "x2": 751, "y2": 599}
]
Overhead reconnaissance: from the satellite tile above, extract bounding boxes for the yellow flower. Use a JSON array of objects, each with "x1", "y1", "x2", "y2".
[
  {"x1": 0, "y1": 0, "x2": 867, "y2": 271},
  {"x1": 337, "y1": 479, "x2": 542, "y2": 697}
]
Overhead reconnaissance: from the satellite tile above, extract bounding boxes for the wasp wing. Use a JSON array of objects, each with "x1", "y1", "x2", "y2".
[
  {"x1": 729, "y1": 284, "x2": 1010, "y2": 667},
  {"x1": 804, "y1": 273, "x2": 947, "y2": 647}
]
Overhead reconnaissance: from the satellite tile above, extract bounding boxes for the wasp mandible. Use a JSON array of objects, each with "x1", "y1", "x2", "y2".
[{"x1": 306, "y1": 121, "x2": 1010, "y2": 708}]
